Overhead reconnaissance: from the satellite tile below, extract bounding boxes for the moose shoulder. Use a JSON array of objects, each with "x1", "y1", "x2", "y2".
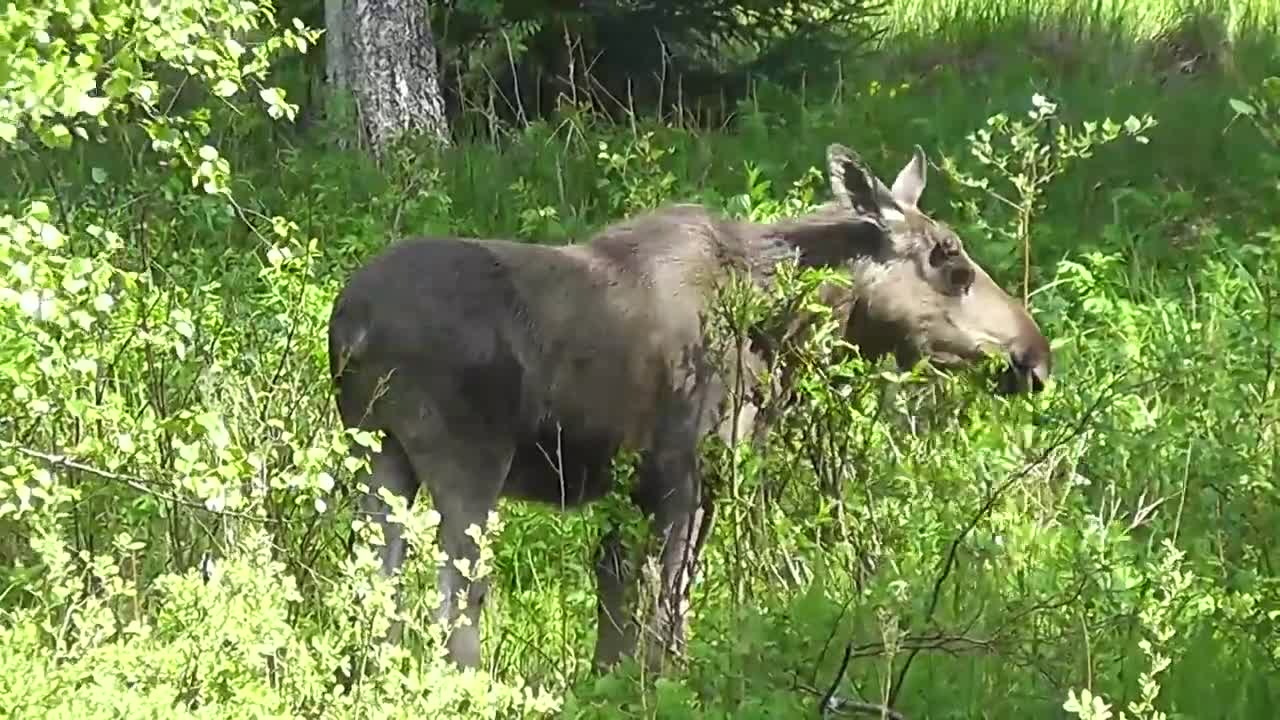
[{"x1": 326, "y1": 143, "x2": 1052, "y2": 674}]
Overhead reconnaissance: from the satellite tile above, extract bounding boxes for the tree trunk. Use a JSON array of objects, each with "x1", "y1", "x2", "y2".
[
  {"x1": 324, "y1": 0, "x2": 350, "y2": 91},
  {"x1": 325, "y1": 0, "x2": 450, "y2": 154}
]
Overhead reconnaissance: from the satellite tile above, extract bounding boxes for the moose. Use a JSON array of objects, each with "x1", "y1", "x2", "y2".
[{"x1": 326, "y1": 142, "x2": 1052, "y2": 673}]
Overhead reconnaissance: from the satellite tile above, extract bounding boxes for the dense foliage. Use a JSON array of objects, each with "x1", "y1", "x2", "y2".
[
  {"x1": 421, "y1": 0, "x2": 890, "y2": 128},
  {"x1": 1, "y1": 0, "x2": 1278, "y2": 718}
]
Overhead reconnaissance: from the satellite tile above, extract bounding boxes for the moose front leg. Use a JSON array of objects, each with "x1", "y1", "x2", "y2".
[
  {"x1": 633, "y1": 450, "x2": 716, "y2": 671},
  {"x1": 592, "y1": 525, "x2": 638, "y2": 670}
]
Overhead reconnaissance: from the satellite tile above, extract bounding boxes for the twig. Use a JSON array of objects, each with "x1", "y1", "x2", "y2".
[
  {"x1": 3, "y1": 441, "x2": 292, "y2": 524},
  {"x1": 802, "y1": 671, "x2": 907, "y2": 720},
  {"x1": 824, "y1": 696, "x2": 907, "y2": 720},
  {"x1": 818, "y1": 638, "x2": 854, "y2": 715}
]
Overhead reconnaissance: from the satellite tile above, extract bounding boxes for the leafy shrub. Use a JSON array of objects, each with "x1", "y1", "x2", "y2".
[{"x1": 2, "y1": 1, "x2": 1279, "y2": 718}]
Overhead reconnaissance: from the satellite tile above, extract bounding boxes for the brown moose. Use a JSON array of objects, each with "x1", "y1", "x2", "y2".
[{"x1": 326, "y1": 142, "x2": 1051, "y2": 673}]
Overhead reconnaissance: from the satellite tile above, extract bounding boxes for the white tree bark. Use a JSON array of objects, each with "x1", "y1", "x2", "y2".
[{"x1": 326, "y1": 0, "x2": 450, "y2": 154}]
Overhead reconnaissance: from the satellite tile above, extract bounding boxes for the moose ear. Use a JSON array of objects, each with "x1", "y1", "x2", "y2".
[
  {"x1": 890, "y1": 144, "x2": 927, "y2": 210},
  {"x1": 827, "y1": 143, "x2": 903, "y2": 223}
]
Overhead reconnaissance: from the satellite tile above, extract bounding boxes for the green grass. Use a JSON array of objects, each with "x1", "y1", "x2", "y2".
[{"x1": 2, "y1": 0, "x2": 1280, "y2": 717}]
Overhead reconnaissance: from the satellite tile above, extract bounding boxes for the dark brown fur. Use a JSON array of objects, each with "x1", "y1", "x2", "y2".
[{"x1": 327, "y1": 143, "x2": 1051, "y2": 672}]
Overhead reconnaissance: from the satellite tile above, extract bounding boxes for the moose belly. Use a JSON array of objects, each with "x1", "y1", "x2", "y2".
[{"x1": 502, "y1": 419, "x2": 621, "y2": 508}]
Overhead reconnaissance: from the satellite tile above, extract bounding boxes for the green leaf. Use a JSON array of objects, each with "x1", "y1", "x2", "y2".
[
  {"x1": 38, "y1": 222, "x2": 64, "y2": 249},
  {"x1": 40, "y1": 123, "x2": 72, "y2": 149},
  {"x1": 104, "y1": 69, "x2": 133, "y2": 99},
  {"x1": 0, "y1": 122, "x2": 16, "y2": 143},
  {"x1": 78, "y1": 93, "x2": 110, "y2": 116},
  {"x1": 195, "y1": 412, "x2": 231, "y2": 450},
  {"x1": 1261, "y1": 76, "x2": 1280, "y2": 104},
  {"x1": 213, "y1": 78, "x2": 239, "y2": 97},
  {"x1": 70, "y1": 357, "x2": 98, "y2": 375},
  {"x1": 62, "y1": 276, "x2": 89, "y2": 294},
  {"x1": 1228, "y1": 98, "x2": 1256, "y2": 116}
]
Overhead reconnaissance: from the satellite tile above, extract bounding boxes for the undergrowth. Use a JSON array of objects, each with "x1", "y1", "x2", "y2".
[{"x1": 1, "y1": 0, "x2": 1279, "y2": 718}]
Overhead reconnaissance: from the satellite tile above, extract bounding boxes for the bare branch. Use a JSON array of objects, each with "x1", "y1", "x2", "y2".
[{"x1": 3, "y1": 441, "x2": 294, "y2": 525}]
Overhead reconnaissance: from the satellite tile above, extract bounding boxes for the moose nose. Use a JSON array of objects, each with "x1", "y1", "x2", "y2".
[{"x1": 1011, "y1": 341, "x2": 1052, "y2": 393}]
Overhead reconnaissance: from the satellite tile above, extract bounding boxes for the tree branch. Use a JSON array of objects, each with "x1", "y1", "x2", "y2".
[{"x1": 3, "y1": 441, "x2": 293, "y2": 524}]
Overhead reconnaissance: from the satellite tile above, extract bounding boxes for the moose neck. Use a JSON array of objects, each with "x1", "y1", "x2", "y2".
[{"x1": 740, "y1": 202, "x2": 882, "y2": 284}]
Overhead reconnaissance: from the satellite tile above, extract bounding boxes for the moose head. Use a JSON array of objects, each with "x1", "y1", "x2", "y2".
[{"x1": 826, "y1": 143, "x2": 1052, "y2": 393}]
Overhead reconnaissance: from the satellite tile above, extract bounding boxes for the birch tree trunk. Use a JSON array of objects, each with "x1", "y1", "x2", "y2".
[{"x1": 324, "y1": 0, "x2": 450, "y2": 154}]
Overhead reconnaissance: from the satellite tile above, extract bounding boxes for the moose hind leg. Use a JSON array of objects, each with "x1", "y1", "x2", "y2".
[
  {"x1": 408, "y1": 436, "x2": 513, "y2": 670},
  {"x1": 354, "y1": 433, "x2": 420, "y2": 643}
]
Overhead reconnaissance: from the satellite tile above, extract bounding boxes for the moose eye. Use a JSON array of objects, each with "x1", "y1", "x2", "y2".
[{"x1": 928, "y1": 243, "x2": 949, "y2": 267}]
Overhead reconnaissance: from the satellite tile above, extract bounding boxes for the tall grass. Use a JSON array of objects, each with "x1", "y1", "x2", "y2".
[{"x1": 2, "y1": 0, "x2": 1279, "y2": 717}]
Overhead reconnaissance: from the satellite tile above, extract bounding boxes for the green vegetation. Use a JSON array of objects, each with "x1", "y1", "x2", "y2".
[{"x1": 2, "y1": 0, "x2": 1279, "y2": 717}]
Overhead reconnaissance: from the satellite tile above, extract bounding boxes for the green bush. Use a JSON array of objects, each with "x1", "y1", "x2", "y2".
[{"x1": 2, "y1": 0, "x2": 1279, "y2": 718}]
